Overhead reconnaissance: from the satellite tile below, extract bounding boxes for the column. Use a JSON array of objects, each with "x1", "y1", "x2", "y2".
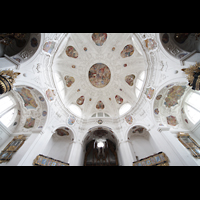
[
  {"x1": 68, "y1": 141, "x2": 84, "y2": 166},
  {"x1": 149, "y1": 127, "x2": 198, "y2": 166},
  {"x1": 118, "y1": 141, "x2": 133, "y2": 166}
]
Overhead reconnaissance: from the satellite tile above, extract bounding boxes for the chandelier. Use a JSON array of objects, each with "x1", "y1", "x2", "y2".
[
  {"x1": 0, "y1": 69, "x2": 20, "y2": 94},
  {"x1": 182, "y1": 63, "x2": 200, "y2": 91}
]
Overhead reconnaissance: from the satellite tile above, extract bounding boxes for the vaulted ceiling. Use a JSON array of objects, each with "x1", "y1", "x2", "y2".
[{"x1": 52, "y1": 33, "x2": 146, "y2": 119}]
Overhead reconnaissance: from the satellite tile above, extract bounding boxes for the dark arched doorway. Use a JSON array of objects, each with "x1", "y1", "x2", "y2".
[{"x1": 83, "y1": 128, "x2": 118, "y2": 166}]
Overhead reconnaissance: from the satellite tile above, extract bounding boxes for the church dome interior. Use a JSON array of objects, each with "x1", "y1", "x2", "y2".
[
  {"x1": 0, "y1": 33, "x2": 200, "y2": 166},
  {"x1": 52, "y1": 33, "x2": 146, "y2": 119}
]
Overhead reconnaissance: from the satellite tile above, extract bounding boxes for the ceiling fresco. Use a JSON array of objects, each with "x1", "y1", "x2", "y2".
[
  {"x1": 120, "y1": 44, "x2": 134, "y2": 58},
  {"x1": 115, "y1": 95, "x2": 123, "y2": 104},
  {"x1": 164, "y1": 86, "x2": 186, "y2": 108},
  {"x1": 16, "y1": 87, "x2": 38, "y2": 109},
  {"x1": 125, "y1": 74, "x2": 135, "y2": 86},
  {"x1": 88, "y1": 63, "x2": 111, "y2": 88},
  {"x1": 96, "y1": 101, "x2": 105, "y2": 109},
  {"x1": 66, "y1": 46, "x2": 78, "y2": 58},
  {"x1": 92, "y1": 33, "x2": 107, "y2": 46},
  {"x1": 64, "y1": 76, "x2": 75, "y2": 87},
  {"x1": 76, "y1": 96, "x2": 85, "y2": 105},
  {"x1": 52, "y1": 33, "x2": 146, "y2": 119}
]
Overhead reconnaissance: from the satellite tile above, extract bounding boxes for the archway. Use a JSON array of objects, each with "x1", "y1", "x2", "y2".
[
  {"x1": 128, "y1": 125, "x2": 158, "y2": 161},
  {"x1": 42, "y1": 127, "x2": 74, "y2": 163},
  {"x1": 83, "y1": 127, "x2": 119, "y2": 166}
]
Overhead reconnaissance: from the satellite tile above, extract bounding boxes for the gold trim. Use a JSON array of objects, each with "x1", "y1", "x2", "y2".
[
  {"x1": 177, "y1": 132, "x2": 200, "y2": 158},
  {"x1": 0, "y1": 70, "x2": 20, "y2": 94},
  {"x1": 0, "y1": 135, "x2": 26, "y2": 164},
  {"x1": 33, "y1": 154, "x2": 69, "y2": 166},
  {"x1": 132, "y1": 152, "x2": 169, "y2": 166}
]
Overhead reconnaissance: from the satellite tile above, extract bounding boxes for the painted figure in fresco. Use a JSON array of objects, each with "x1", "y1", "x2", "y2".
[
  {"x1": 125, "y1": 74, "x2": 135, "y2": 86},
  {"x1": 16, "y1": 88, "x2": 38, "y2": 109},
  {"x1": 64, "y1": 76, "x2": 75, "y2": 87},
  {"x1": 166, "y1": 115, "x2": 178, "y2": 126},
  {"x1": 96, "y1": 101, "x2": 104, "y2": 109},
  {"x1": 92, "y1": 33, "x2": 107, "y2": 46},
  {"x1": 43, "y1": 41, "x2": 55, "y2": 54},
  {"x1": 68, "y1": 115, "x2": 76, "y2": 125},
  {"x1": 39, "y1": 96, "x2": 45, "y2": 102},
  {"x1": 66, "y1": 46, "x2": 78, "y2": 58},
  {"x1": 115, "y1": 95, "x2": 123, "y2": 104},
  {"x1": 156, "y1": 95, "x2": 162, "y2": 100},
  {"x1": 145, "y1": 87, "x2": 154, "y2": 99},
  {"x1": 24, "y1": 117, "x2": 35, "y2": 128},
  {"x1": 56, "y1": 128, "x2": 69, "y2": 136},
  {"x1": 89, "y1": 63, "x2": 111, "y2": 88},
  {"x1": 120, "y1": 45, "x2": 134, "y2": 58},
  {"x1": 154, "y1": 108, "x2": 159, "y2": 115},
  {"x1": 145, "y1": 39, "x2": 157, "y2": 51},
  {"x1": 46, "y1": 89, "x2": 55, "y2": 101},
  {"x1": 125, "y1": 115, "x2": 133, "y2": 124},
  {"x1": 132, "y1": 126, "x2": 145, "y2": 134},
  {"x1": 164, "y1": 86, "x2": 186, "y2": 108},
  {"x1": 76, "y1": 96, "x2": 85, "y2": 105}
]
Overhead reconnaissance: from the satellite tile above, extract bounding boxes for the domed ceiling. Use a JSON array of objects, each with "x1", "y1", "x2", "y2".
[{"x1": 52, "y1": 33, "x2": 146, "y2": 119}]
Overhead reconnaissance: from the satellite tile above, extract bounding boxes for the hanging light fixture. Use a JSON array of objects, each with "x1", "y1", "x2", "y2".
[
  {"x1": 182, "y1": 62, "x2": 200, "y2": 90},
  {"x1": 0, "y1": 69, "x2": 20, "y2": 95}
]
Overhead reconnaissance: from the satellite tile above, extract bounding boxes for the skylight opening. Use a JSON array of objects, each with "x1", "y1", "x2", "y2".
[
  {"x1": 135, "y1": 71, "x2": 145, "y2": 98},
  {"x1": 119, "y1": 103, "x2": 131, "y2": 116},
  {"x1": 69, "y1": 104, "x2": 82, "y2": 117}
]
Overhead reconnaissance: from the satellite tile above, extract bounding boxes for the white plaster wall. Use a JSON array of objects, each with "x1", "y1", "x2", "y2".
[
  {"x1": 43, "y1": 135, "x2": 73, "y2": 163},
  {"x1": 129, "y1": 135, "x2": 156, "y2": 160}
]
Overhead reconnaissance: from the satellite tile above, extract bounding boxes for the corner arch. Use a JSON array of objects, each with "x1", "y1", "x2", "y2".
[
  {"x1": 125, "y1": 123, "x2": 149, "y2": 141},
  {"x1": 52, "y1": 123, "x2": 76, "y2": 141}
]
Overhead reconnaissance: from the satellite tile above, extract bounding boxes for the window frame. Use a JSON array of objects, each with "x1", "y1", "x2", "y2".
[
  {"x1": 0, "y1": 94, "x2": 17, "y2": 128},
  {"x1": 135, "y1": 71, "x2": 145, "y2": 98},
  {"x1": 184, "y1": 90, "x2": 200, "y2": 125}
]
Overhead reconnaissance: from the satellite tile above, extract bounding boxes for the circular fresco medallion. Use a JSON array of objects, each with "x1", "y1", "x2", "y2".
[{"x1": 88, "y1": 63, "x2": 111, "y2": 88}]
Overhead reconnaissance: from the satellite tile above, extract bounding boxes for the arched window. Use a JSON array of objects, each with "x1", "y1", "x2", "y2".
[
  {"x1": 184, "y1": 90, "x2": 200, "y2": 124},
  {"x1": 0, "y1": 94, "x2": 16, "y2": 127},
  {"x1": 119, "y1": 103, "x2": 131, "y2": 116},
  {"x1": 91, "y1": 113, "x2": 110, "y2": 118},
  {"x1": 135, "y1": 71, "x2": 145, "y2": 98},
  {"x1": 69, "y1": 104, "x2": 82, "y2": 117}
]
